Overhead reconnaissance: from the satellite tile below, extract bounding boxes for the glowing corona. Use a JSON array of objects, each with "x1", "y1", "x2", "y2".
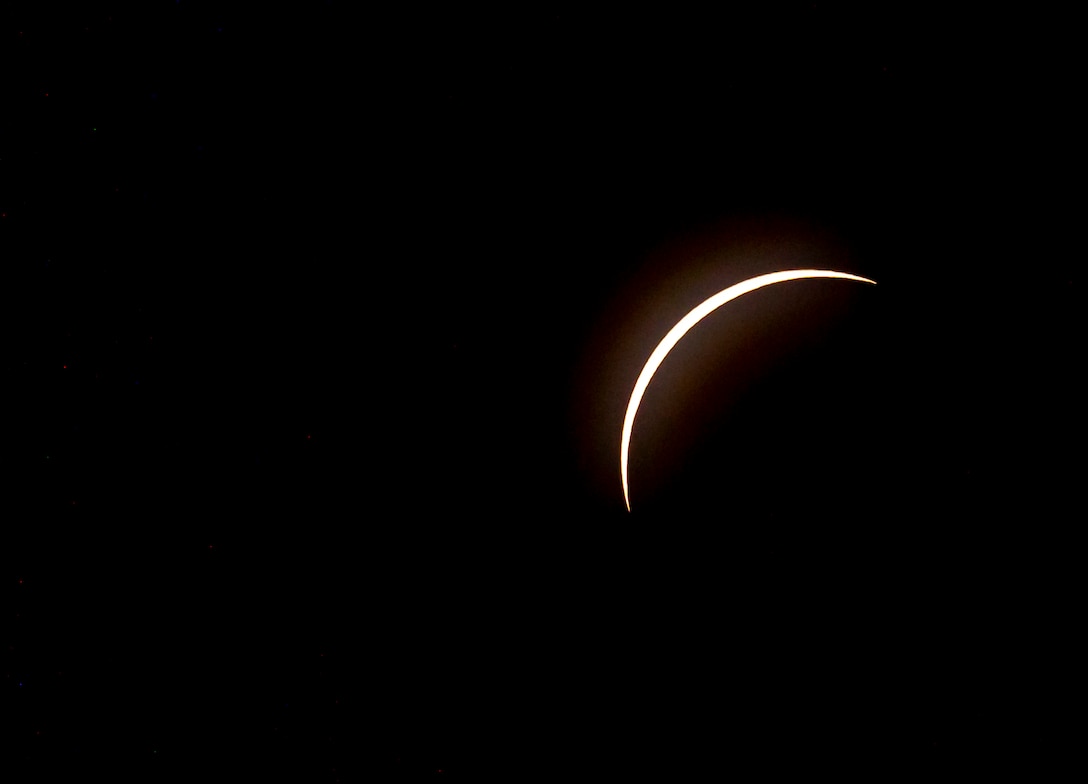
[{"x1": 621, "y1": 269, "x2": 876, "y2": 512}]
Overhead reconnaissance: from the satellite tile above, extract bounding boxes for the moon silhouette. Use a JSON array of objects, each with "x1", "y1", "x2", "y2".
[{"x1": 621, "y1": 269, "x2": 876, "y2": 512}]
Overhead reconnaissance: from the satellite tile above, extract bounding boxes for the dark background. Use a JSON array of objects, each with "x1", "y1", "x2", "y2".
[{"x1": 3, "y1": 2, "x2": 1079, "y2": 779}]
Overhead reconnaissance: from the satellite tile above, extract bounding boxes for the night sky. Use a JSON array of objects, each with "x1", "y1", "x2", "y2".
[{"x1": 3, "y1": 3, "x2": 1079, "y2": 779}]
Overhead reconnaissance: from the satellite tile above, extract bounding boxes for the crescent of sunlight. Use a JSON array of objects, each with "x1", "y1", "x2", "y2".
[{"x1": 620, "y1": 269, "x2": 876, "y2": 512}]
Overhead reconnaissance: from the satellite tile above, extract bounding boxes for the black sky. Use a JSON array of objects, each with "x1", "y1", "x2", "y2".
[{"x1": 3, "y1": 3, "x2": 1080, "y2": 779}]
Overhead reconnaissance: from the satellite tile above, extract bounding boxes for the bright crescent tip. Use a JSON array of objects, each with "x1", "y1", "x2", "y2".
[{"x1": 620, "y1": 269, "x2": 876, "y2": 513}]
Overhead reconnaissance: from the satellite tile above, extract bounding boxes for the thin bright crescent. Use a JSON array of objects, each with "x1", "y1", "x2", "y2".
[{"x1": 621, "y1": 269, "x2": 876, "y2": 512}]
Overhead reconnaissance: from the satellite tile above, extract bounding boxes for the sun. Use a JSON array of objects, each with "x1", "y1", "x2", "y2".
[{"x1": 621, "y1": 269, "x2": 876, "y2": 512}]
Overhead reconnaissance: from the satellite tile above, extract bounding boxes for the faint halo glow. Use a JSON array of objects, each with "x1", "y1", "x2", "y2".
[{"x1": 620, "y1": 269, "x2": 876, "y2": 512}]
